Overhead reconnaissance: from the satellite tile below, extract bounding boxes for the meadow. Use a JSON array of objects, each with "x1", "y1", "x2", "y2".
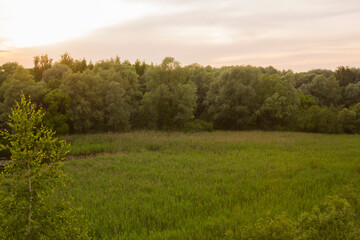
[{"x1": 60, "y1": 131, "x2": 360, "y2": 239}]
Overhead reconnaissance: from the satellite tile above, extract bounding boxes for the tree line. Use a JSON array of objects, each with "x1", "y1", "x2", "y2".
[{"x1": 1, "y1": 52, "x2": 360, "y2": 134}]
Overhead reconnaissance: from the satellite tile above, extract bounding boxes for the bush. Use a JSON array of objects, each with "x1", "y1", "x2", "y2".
[
  {"x1": 337, "y1": 186, "x2": 360, "y2": 224},
  {"x1": 240, "y1": 213, "x2": 295, "y2": 240},
  {"x1": 232, "y1": 194, "x2": 360, "y2": 240},
  {"x1": 295, "y1": 196, "x2": 360, "y2": 240}
]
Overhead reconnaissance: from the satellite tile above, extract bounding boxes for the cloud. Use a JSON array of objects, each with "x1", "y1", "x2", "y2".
[{"x1": 1, "y1": 0, "x2": 360, "y2": 71}]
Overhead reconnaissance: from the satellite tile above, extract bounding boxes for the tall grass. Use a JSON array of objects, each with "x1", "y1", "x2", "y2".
[{"x1": 60, "y1": 131, "x2": 360, "y2": 239}]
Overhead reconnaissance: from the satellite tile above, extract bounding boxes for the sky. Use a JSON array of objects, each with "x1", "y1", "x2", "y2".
[{"x1": 0, "y1": 0, "x2": 360, "y2": 72}]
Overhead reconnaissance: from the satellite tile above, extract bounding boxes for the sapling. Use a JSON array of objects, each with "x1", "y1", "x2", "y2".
[{"x1": 0, "y1": 93, "x2": 90, "y2": 239}]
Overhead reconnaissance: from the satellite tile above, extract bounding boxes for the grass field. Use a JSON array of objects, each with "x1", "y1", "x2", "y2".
[{"x1": 60, "y1": 131, "x2": 360, "y2": 239}]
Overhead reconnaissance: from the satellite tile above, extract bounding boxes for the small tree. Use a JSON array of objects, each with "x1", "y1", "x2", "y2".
[{"x1": 0, "y1": 93, "x2": 90, "y2": 239}]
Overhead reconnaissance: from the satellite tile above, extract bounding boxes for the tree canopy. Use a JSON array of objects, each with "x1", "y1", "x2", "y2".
[{"x1": 1, "y1": 53, "x2": 360, "y2": 134}]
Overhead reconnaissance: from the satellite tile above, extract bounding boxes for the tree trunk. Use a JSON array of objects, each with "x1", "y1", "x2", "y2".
[{"x1": 27, "y1": 163, "x2": 32, "y2": 236}]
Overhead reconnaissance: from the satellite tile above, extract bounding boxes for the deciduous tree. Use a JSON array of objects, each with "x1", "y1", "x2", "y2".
[
  {"x1": 140, "y1": 57, "x2": 197, "y2": 129},
  {"x1": 0, "y1": 94, "x2": 89, "y2": 239},
  {"x1": 33, "y1": 54, "x2": 53, "y2": 82}
]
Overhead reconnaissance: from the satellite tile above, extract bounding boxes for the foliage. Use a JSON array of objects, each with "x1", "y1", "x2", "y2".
[
  {"x1": 140, "y1": 57, "x2": 197, "y2": 130},
  {"x1": 59, "y1": 52, "x2": 74, "y2": 67},
  {"x1": 240, "y1": 214, "x2": 295, "y2": 240},
  {"x1": 42, "y1": 89, "x2": 70, "y2": 134},
  {"x1": 33, "y1": 54, "x2": 53, "y2": 82},
  {"x1": 93, "y1": 58, "x2": 142, "y2": 129},
  {"x1": 294, "y1": 105, "x2": 338, "y2": 133},
  {"x1": 187, "y1": 64, "x2": 216, "y2": 118},
  {"x1": 338, "y1": 108, "x2": 357, "y2": 133},
  {"x1": 72, "y1": 59, "x2": 88, "y2": 73},
  {"x1": 42, "y1": 63, "x2": 72, "y2": 89},
  {"x1": 0, "y1": 66, "x2": 46, "y2": 126},
  {"x1": 0, "y1": 94, "x2": 90, "y2": 239},
  {"x1": 299, "y1": 95, "x2": 317, "y2": 110},
  {"x1": 133, "y1": 59, "x2": 147, "y2": 78},
  {"x1": 2, "y1": 54, "x2": 360, "y2": 134},
  {"x1": 295, "y1": 196, "x2": 360, "y2": 240},
  {"x1": 335, "y1": 66, "x2": 356, "y2": 87},
  {"x1": 206, "y1": 66, "x2": 260, "y2": 129},
  {"x1": 294, "y1": 72, "x2": 317, "y2": 88},
  {"x1": 0, "y1": 62, "x2": 19, "y2": 86},
  {"x1": 301, "y1": 75, "x2": 340, "y2": 106},
  {"x1": 344, "y1": 83, "x2": 360, "y2": 107},
  {"x1": 0, "y1": 134, "x2": 10, "y2": 158},
  {"x1": 105, "y1": 81, "x2": 131, "y2": 131},
  {"x1": 60, "y1": 70, "x2": 106, "y2": 132},
  {"x1": 256, "y1": 72, "x2": 299, "y2": 129},
  {"x1": 236, "y1": 196, "x2": 360, "y2": 240}
]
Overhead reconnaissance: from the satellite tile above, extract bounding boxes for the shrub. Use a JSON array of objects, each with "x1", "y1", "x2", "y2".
[
  {"x1": 295, "y1": 196, "x2": 360, "y2": 240},
  {"x1": 240, "y1": 213, "x2": 295, "y2": 240}
]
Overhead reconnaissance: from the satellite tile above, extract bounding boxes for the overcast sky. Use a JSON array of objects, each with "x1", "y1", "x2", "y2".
[{"x1": 0, "y1": 0, "x2": 360, "y2": 72}]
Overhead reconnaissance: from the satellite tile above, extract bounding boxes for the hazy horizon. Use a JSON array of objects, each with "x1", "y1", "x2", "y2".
[{"x1": 1, "y1": 0, "x2": 360, "y2": 72}]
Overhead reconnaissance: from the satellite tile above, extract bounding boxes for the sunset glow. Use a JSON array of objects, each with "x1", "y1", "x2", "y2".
[
  {"x1": 0, "y1": 0, "x2": 160, "y2": 48},
  {"x1": 0, "y1": 0, "x2": 360, "y2": 71}
]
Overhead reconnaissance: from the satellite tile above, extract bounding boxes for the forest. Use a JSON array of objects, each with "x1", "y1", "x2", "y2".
[{"x1": 1, "y1": 52, "x2": 360, "y2": 135}]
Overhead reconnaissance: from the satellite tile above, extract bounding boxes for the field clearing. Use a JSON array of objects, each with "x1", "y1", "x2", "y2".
[{"x1": 60, "y1": 131, "x2": 360, "y2": 239}]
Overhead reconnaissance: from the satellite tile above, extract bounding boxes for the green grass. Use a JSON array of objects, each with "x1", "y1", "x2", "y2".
[{"x1": 60, "y1": 131, "x2": 360, "y2": 239}]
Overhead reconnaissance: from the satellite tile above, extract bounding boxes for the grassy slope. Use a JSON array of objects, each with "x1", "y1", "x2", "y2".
[{"x1": 60, "y1": 131, "x2": 360, "y2": 239}]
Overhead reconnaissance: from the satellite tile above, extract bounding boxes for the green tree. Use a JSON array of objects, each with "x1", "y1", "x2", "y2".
[
  {"x1": 294, "y1": 105, "x2": 338, "y2": 133},
  {"x1": 59, "y1": 52, "x2": 74, "y2": 67},
  {"x1": 72, "y1": 59, "x2": 88, "y2": 73},
  {"x1": 187, "y1": 64, "x2": 215, "y2": 119},
  {"x1": 301, "y1": 75, "x2": 340, "y2": 106},
  {"x1": 294, "y1": 72, "x2": 317, "y2": 88},
  {"x1": 60, "y1": 70, "x2": 105, "y2": 133},
  {"x1": 256, "y1": 72, "x2": 299, "y2": 129},
  {"x1": 255, "y1": 73, "x2": 280, "y2": 104},
  {"x1": 335, "y1": 66, "x2": 355, "y2": 87},
  {"x1": 0, "y1": 66, "x2": 46, "y2": 127},
  {"x1": 134, "y1": 59, "x2": 147, "y2": 78},
  {"x1": 42, "y1": 90, "x2": 70, "y2": 134},
  {"x1": 0, "y1": 94, "x2": 89, "y2": 239},
  {"x1": 59, "y1": 52, "x2": 88, "y2": 73},
  {"x1": 93, "y1": 58, "x2": 142, "y2": 130},
  {"x1": 338, "y1": 108, "x2": 357, "y2": 133},
  {"x1": 140, "y1": 57, "x2": 197, "y2": 130},
  {"x1": 259, "y1": 65, "x2": 281, "y2": 75},
  {"x1": 42, "y1": 63, "x2": 72, "y2": 90},
  {"x1": 299, "y1": 95, "x2": 317, "y2": 110},
  {"x1": 33, "y1": 54, "x2": 53, "y2": 82},
  {"x1": 344, "y1": 83, "x2": 360, "y2": 107},
  {"x1": 308, "y1": 69, "x2": 333, "y2": 78},
  {"x1": 206, "y1": 66, "x2": 261, "y2": 129},
  {"x1": 105, "y1": 81, "x2": 131, "y2": 131},
  {"x1": 351, "y1": 103, "x2": 360, "y2": 132},
  {"x1": 0, "y1": 62, "x2": 20, "y2": 87}
]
